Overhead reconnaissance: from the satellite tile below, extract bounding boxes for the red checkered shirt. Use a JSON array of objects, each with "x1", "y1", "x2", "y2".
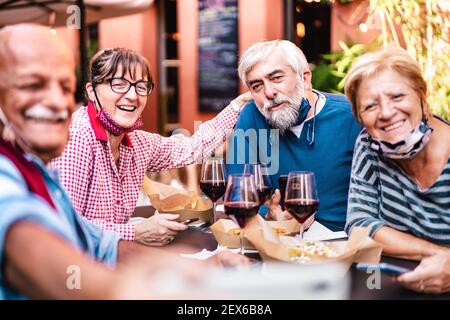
[{"x1": 50, "y1": 102, "x2": 238, "y2": 240}]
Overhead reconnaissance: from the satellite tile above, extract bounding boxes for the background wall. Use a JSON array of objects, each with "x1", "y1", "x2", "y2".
[
  {"x1": 178, "y1": 0, "x2": 283, "y2": 133},
  {"x1": 330, "y1": 1, "x2": 379, "y2": 51}
]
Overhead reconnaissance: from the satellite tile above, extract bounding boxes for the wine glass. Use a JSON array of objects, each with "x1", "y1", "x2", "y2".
[
  {"x1": 278, "y1": 175, "x2": 289, "y2": 210},
  {"x1": 243, "y1": 164, "x2": 273, "y2": 210},
  {"x1": 223, "y1": 174, "x2": 260, "y2": 254},
  {"x1": 284, "y1": 171, "x2": 319, "y2": 239},
  {"x1": 200, "y1": 157, "x2": 226, "y2": 233}
]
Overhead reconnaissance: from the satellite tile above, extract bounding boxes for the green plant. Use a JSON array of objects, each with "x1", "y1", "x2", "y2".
[
  {"x1": 312, "y1": 41, "x2": 369, "y2": 94},
  {"x1": 311, "y1": 60, "x2": 341, "y2": 94}
]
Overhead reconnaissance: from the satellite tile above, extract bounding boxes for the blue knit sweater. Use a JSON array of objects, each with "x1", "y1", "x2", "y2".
[{"x1": 226, "y1": 92, "x2": 361, "y2": 225}]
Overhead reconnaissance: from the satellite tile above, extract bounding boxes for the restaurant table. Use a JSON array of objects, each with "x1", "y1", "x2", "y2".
[{"x1": 133, "y1": 206, "x2": 450, "y2": 300}]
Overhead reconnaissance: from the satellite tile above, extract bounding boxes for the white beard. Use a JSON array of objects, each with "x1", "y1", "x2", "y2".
[{"x1": 258, "y1": 83, "x2": 305, "y2": 135}]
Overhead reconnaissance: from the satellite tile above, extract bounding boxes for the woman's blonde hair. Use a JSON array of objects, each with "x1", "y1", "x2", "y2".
[{"x1": 344, "y1": 47, "x2": 429, "y2": 123}]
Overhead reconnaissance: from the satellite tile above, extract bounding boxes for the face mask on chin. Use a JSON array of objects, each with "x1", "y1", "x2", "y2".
[
  {"x1": 92, "y1": 88, "x2": 143, "y2": 136},
  {"x1": 96, "y1": 107, "x2": 143, "y2": 136},
  {"x1": 369, "y1": 119, "x2": 433, "y2": 160}
]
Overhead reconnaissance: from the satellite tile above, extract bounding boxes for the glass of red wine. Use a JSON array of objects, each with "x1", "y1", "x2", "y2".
[
  {"x1": 243, "y1": 164, "x2": 273, "y2": 210},
  {"x1": 223, "y1": 174, "x2": 260, "y2": 254},
  {"x1": 278, "y1": 175, "x2": 288, "y2": 210},
  {"x1": 200, "y1": 157, "x2": 226, "y2": 233},
  {"x1": 284, "y1": 171, "x2": 319, "y2": 239}
]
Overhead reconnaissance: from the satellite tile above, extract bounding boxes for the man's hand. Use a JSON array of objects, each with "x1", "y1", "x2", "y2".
[
  {"x1": 397, "y1": 251, "x2": 450, "y2": 294},
  {"x1": 265, "y1": 189, "x2": 315, "y2": 229},
  {"x1": 134, "y1": 212, "x2": 188, "y2": 246},
  {"x1": 209, "y1": 250, "x2": 251, "y2": 269},
  {"x1": 266, "y1": 189, "x2": 293, "y2": 220}
]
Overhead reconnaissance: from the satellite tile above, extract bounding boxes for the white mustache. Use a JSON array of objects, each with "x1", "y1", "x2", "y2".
[
  {"x1": 263, "y1": 98, "x2": 291, "y2": 112},
  {"x1": 24, "y1": 104, "x2": 69, "y2": 121}
]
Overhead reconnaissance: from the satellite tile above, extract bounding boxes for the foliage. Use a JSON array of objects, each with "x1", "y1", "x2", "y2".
[
  {"x1": 368, "y1": 0, "x2": 450, "y2": 120},
  {"x1": 312, "y1": 41, "x2": 370, "y2": 94},
  {"x1": 314, "y1": 0, "x2": 449, "y2": 120}
]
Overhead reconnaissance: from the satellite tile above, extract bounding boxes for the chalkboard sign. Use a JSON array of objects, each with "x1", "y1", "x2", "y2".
[{"x1": 198, "y1": 0, "x2": 239, "y2": 113}]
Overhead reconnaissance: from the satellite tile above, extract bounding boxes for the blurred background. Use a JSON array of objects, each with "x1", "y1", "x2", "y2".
[{"x1": 1, "y1": 0, "x2": 448, "y2": 193}]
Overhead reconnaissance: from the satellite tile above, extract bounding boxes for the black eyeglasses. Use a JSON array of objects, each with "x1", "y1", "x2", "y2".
[{"x1": 106, "y1": 78, "x2": 154, "y2": 96}]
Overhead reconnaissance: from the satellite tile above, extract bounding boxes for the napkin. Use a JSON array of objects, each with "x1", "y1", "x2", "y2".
[
  {"x1": 303, "y1": 222, "x2": 348, "y2": 241},
  {"x1": 180, "y1": 245, "x2": 240, "y2": 260}
]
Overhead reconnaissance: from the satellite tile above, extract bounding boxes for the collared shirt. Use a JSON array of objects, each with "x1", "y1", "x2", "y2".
[
  {"x1": 50, "y1": 103, "x2": 239, "y2": 240},
  {"x1": 0, "y1": 152, "x2": 120, "y2": 300}
]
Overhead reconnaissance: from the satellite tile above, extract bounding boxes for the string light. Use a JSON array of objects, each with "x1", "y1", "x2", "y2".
[{"x1": 296, "y1": 22, "x2": 305, "y2": 38}]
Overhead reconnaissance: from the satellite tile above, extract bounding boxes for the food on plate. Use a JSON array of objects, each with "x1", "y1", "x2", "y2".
[
  {"x1": 228, "y1": 226, "x2": 290, "y2": 236},
  {"x1": 227, "y1": 228, "x2": 242, "y2": 236},
  {"x1": 288, "y1": 241, "x2": 338, "y2": 263},
  {"x1": 272, "y1": 226, "x2": 289, "y2": 236}
]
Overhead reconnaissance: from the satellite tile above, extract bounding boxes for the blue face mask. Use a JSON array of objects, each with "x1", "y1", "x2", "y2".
[
  {"x1": 369, "y1": 120, "x2": 433, "y2": 159},
  {"x1": 294, "y1": 97, "x2": 312, "y2": 127},
  {"x1": 295, "y1": 94, "x2": 319, "y2": 146}
]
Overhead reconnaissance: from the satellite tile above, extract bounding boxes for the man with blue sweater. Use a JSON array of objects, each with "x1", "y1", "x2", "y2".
[{"x1": 226, "y1": 40, "x2": 361, "y2": 231}]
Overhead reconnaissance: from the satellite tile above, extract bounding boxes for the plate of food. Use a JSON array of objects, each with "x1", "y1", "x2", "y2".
[
  {"x1": 211, "y1": 218, "x2": 303, "y2": 250},
  {"x1": 244, "y1": 218, "x2": 382, "y2": 270}
]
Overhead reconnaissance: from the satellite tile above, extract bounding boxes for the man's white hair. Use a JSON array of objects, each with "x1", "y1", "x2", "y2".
[{"x1": 238, "y1": 40, "x2": 309, "y2": 85}]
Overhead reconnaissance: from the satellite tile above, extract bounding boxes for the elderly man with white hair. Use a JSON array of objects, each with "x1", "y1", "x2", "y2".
[
  {"x1": 227, "y1": 40, "x2": 361, "y2": 231},
  {"x1": 0, "y1": 24, "x2": 248, "y2": 300}
]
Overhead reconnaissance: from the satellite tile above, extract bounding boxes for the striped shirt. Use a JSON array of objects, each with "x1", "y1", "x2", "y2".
[{"x1": 346, "y1": 129, "x2": 450, "y2": 244}]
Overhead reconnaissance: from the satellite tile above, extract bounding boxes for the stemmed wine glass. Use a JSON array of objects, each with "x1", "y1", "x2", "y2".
[
  {"x1": 223, "y1": 174, "x2": 260, "y2": 254},
  {"x1": 284, "y1": 171, "x2": 319, "y2": 239},
  {"x1": 278, "y1": 175, "x2": 288, "y2": 210},
  {"x1": 200, "y1": 157, "x2": 226, "y2": 233},
  {"x1": 243, "y1": 164, "x2": 273, "y2": 210}
]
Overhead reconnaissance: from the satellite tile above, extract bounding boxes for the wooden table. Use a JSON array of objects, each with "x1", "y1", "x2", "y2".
[{"x1": 133, "y1": 206, "x2": 450, "y2": 299}]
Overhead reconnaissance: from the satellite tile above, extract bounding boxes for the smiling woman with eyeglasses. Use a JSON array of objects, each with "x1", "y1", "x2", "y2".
[{"x1": 50, "y1": 47, "x2": 252, "y2": 246}]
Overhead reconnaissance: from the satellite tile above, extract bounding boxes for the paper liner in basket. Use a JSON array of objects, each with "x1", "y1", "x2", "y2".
[
  {"x1": 142, "y1": 177, "x2": 213, "y2": 223},
  {"x1": 210, "y1": 217, "x2": 301, "y2": 250},
  {"x1": 244, "y1": 216, "x2": 382, "y2": 270}
]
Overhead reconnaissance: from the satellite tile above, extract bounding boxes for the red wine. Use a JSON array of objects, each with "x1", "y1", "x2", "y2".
[
  {"x1": 224, "y1": 202, "x2": 259, "y2": 228},
  {"x1": 278, "y1": 175, "x2": 288, "y2": 209},
  {"x1": 200, "y1": 180, "x2": 226, "y2": 202},
  {"x1": 285, "y1": 199, "x2": 319, "y2": 223},
  {"x1": 257, "y1": 186, "x2": 272, "y2": 205}
]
